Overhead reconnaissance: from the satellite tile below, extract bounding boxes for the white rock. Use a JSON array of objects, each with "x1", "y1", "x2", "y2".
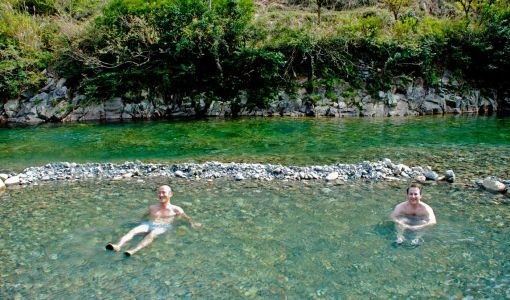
[
  {"x1": 424, "y1": 170, "x2": 439, "y2": 181},
  {"x1": 415, "y1": 175, "x2": 427, "y2": 182},
  {"x1": 482, "y1": 177, "x2": 507, "y2": 193},
  {"x1": 175, "y1": 170, "x2": 187, "y2": 178},
  {"x1": 0, "y1": 174, "x2": 9, "y2": 181},
  {"x1": 0, "y1": 180, "x2": 5, "y2": 191},
  {"x1": 4, "y1": 176, "x2": 20, "y2": 186},
  {"x1": 383, "y1": 158, "x2": 392, "y2": 167},
  {"x1": 122, "y1": 172, "x2": 133, "y2": 178},
  {"x1": 445, "y1": 170, "x2": 456, "y2": 183},
  {"x1": 234, "y1": 173, "x2": 245, "y2": 181},
  {"x1": 398, "y1": 164, "x2": 411, "y2": 173},
  {"x1": 325, "y1": 172, "x2": 339, "y2": 181}
]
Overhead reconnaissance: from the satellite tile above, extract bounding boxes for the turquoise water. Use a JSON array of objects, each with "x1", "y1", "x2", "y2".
[
  {"x1": 1, "y1": 116, "x2": 510, "y2": 298},
  {"x1": 0, "y1": 179, "x2": 509, "y2": 298},
  {"x1": 1, "y1": 116, "x2": 510, "y2": 183}
]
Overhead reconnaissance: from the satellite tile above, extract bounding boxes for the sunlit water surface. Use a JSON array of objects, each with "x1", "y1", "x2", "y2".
[{"x1": 1, "y1": 179, "x2": 509, "y2": 299}]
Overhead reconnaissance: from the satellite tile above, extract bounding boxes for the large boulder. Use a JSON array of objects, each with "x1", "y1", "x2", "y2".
[
  {"x1": 104, "y1": 97, "x2": 124, "y2": 121},
  {"x1": 421, "y1": 93, "x2": 444, "y2": 114},
  {"x1": 361, "y1": 102, "x2": 387, "y2": 117},
  {"x1": 4, "y1": 100, "x2": 20, "y2": 118},
  {"x1": 80, "y1": 104, "x2": 104, "y2": 121}
]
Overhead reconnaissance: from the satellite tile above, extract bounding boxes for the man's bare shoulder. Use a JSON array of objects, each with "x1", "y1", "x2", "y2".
[
  {"x1": 420, "y1": 202, "x2": 435, "y2": 212},
  {"x1": 393, "y1": 201, "x2": 408, "y2": 211},
  {"x1": 169, "y1": 204, "x2": 184, "y2": 214}
]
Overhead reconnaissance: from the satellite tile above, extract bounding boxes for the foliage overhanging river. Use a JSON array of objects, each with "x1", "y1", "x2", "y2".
[{"x1": 1, "y1": 115, "x2": 509, "y2": 298}]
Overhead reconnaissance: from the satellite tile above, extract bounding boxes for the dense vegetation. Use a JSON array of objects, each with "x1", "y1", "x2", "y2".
[{"x1": 1, "y1": 0, "x2": 509, "y2": 107}]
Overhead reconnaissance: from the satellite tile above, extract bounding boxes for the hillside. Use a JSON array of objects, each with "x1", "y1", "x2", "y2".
[{"x1": 1, "y1": 0, "x2": 509, "y2": 114}]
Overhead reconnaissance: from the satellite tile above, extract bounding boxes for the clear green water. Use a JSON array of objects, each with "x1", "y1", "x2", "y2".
[
  {"x1": 1, "y1": 179, "x2": 509, "y2": 298},
  {"x1": 1, "y1": 116, "x2": 510, "y2": 183},
  {"x1": 1, "y1": 116, "x2": 510, "y2": 298}
]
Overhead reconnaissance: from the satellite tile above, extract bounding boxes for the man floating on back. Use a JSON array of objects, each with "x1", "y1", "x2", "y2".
[{"x1": 106, "y1": 185, "x2": 201, "y2": 256}]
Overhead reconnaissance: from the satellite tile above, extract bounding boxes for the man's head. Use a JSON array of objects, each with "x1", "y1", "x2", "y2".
[
  {"x1": 157, "y1": 185, "x2": 173, "y2": 204},
  {"x1": 406, "y1": 183, "x2": 422, "y2": 205}
]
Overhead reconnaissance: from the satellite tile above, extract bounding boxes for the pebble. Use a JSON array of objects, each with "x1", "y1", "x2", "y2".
[
  {"x1": 415, "y1": 175, "x2": 427, "y2": 182},
  {"x1": 325, "y1": 172, "x2": 339, "y2": 181},
  {"x1": 175, "y1": 170, "x2": 187, "y2": 178}
]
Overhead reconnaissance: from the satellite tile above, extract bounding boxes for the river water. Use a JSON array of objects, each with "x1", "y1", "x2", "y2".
[
  {"x1": 1, "y1": 178, "x2": 509, "y2": 299},
  {"x1": 0, "y1": 115, "x2": 509, "y2": 298}
]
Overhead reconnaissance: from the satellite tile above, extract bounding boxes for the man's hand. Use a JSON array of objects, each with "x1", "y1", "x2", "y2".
[{"x1": 191, "y1": 222, "x2": 202, "y2": 229}]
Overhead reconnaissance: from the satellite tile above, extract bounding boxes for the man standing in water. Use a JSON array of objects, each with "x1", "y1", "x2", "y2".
[
  {"x1": 390, "y1": 183, "x2": 436, "y2": 245},
  {"x1": 106, "y1": 185, "x2": 201, "y2": 256}
]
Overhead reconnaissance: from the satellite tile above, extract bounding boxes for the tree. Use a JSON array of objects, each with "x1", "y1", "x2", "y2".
[{"x1": 381, "y1": 0, "x2": 411, "y2": 20}]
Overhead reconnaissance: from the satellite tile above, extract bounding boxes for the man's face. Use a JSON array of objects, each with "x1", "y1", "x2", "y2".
[
  {"x1": 157, "y1": 187, "x2": 172, "y2": 203},
  {"x1": 407, "y1": 187, "x2": 422, "y2": 205}
]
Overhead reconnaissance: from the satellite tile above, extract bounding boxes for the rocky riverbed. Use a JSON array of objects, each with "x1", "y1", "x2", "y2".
[
  {"x1": 0, "y1": 159, "x2": 510, "y2": 193},
  {"x1": 0, "y1": 159, "x2": 457, "y2": 187},
  {"x1": 0, "y1": 159, "x2": 508, "y2": 195}
]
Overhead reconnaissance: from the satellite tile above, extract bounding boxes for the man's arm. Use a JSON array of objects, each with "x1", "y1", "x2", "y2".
[
  {"x1": 175, "y1": 207, "x2": 202, "y2": 228},
  {"x1": 141, "y1": 208, "x2": 151, "y2": 219},
  {"x1": 181, "y1": 212, "x2": 202, "y2": 228},
  {"x1": 407, "y1": 205, "x2": 436, "y2": 231},
  {"x1": 390, "y1": 204, "x2": 406, "y2": 226}
]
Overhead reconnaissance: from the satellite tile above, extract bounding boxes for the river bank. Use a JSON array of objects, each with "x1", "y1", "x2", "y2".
[{"x1": 1, "y1": 73, "x2": 506, "y2": 126}]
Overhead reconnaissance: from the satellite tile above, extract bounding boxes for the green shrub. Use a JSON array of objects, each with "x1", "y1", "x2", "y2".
[{"x1": 65, "y1": 0, "x2": 283, "y2": 108}]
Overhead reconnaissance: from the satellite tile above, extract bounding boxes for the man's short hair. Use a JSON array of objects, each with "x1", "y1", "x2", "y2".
[
  {"x1": 407, "y1": 183, "x2": 422, "y2": 195},
  {"x1": 159, "y1": 185, "x2": 172, "y2": 192}
]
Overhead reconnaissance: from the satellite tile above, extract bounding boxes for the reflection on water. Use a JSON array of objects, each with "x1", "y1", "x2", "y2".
[{"x1": 1, "y1": 178, "x2": 509, "y2": 298}]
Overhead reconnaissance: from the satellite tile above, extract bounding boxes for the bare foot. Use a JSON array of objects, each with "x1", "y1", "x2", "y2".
[
  {"x1": 106, "y1": 243, "x2": 121, "y2": 251},
  {"x1": 411, "y1": 238, "x2": 423, "y2": 246}
]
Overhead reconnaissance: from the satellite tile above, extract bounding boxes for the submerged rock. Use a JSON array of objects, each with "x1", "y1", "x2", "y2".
[
  {"x1": 444, "y1": 170, "x2": 456, "y2": 183},
  {"x1": 481, "y1": 177, "x2": 507, "y2": 193}
]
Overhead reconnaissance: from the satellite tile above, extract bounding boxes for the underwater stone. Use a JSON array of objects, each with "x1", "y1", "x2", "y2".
[
  {"x1": 482, "y1": 177, "x2": 507, "y2": 193},
  {"x1": 445, "y1": 170, "x2": 456, "y2": 183}
]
